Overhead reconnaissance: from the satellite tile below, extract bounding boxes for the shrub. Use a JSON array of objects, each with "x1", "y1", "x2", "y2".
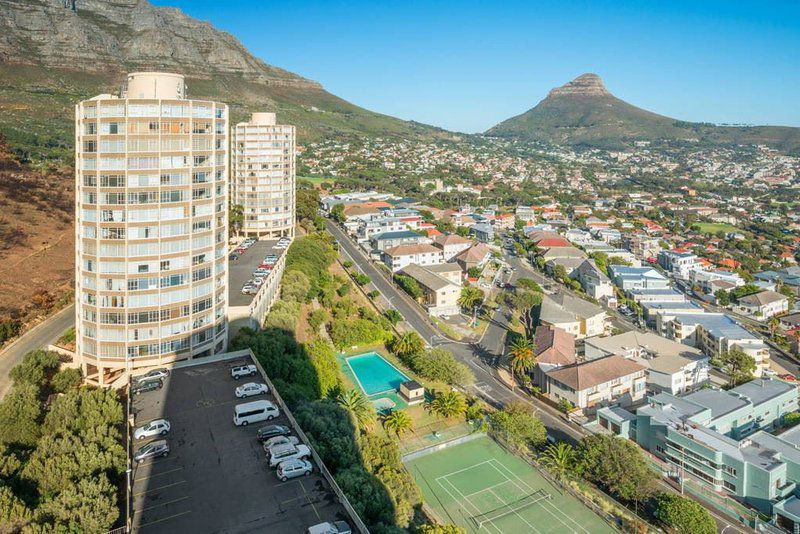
[
  {"x1": 281, "y1": 270, "x2": 311, "y2": 303},
  {"x1": 393, "y1": 274, "x2": 423, "y2": 300},
  {"x1": 337, "y1": 283, "x2": 351, "y2": 297},
  {"x1": 353, "y1": 273, "x2": 371, "y2": 286},
  {"x1": 488, "y1": 402, "x2": 546, "y2": 452},
  {"x1": 0, "y1": 318, "x2": 21, "y2": 344},
  {"x1": 264, "y1": 301, "x2": 301, "y2": 332},
  {"x1": 329, "y1": 318, "x2": 387, "y2": 349},
  {"x1": 0, "y1": 383, "x2": 42, "y2": 447},
  {"x1": 51, "y1": 368, "x2": 82, "y2": 393},
  {"x1": 307, "y1": 308, "x2": 329, "y2": 333},
  {"x1": 342, "y1": 260, "x2": 353, "y2": 269},
  {"x1": 367, "y1": 290, "x2": 380, "y2": 300},
  {"x1": 9, "y1": 350, "x2": 59, "y2": 388},
  {"x1": 384, "y1": 309, "x2": 403, "y2": 325},
  {"x1": 655, "y1": 493, "x2": 716, "y2": 534},
  {"x1": 408, "y1": 348, "x2": 474, "y2": 386},
  {"x1": 577, "y1": 434, "x2": 657, "y2": 504}
]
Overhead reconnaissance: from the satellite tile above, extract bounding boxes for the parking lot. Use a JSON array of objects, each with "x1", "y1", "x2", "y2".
[
  {"x1": 130, "y1": 355, "x2": 350, "y2": 533},
  {"x1": 228, "y1": 240, "x2": 285, "y2": 308}
]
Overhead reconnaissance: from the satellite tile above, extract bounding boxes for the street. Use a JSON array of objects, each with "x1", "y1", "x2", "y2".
[{"x1": 0, "y1": 304, "x2": 75, "y2": 399}]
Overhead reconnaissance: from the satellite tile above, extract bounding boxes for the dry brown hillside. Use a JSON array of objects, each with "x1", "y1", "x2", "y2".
[{"x1": 0, "y1": 135, "x2": 73, "y2": 328}]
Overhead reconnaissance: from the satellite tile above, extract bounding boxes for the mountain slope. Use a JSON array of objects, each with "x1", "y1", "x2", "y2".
[
  {"x1": 487, "y1": 73, "x2": 800, "y2": 155},
  {"x1": 0, "y1": 0, "x2": 450, "y2": 162}
]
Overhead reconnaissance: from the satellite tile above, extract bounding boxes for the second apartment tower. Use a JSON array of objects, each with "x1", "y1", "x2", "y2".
[{"x1": 231, "y1": 112, "x2": 296, "y2": 238}]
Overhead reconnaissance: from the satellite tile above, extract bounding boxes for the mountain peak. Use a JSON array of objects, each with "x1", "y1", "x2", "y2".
[{"x1": 547, "y1": 73, "x2": 609, "y2": 98}]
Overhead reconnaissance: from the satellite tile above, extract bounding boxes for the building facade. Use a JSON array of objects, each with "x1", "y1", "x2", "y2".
[
  {"x1": 231, "y1": 112, "x2": 295, "y2": 238},
  {"x1": 75, "y1": 72, "x2": 229, "y2": 385}
]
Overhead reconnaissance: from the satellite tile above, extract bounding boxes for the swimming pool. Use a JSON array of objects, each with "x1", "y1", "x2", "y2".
[{"x1": 346, "y1": 352, "x2": 410, "y2": 396}]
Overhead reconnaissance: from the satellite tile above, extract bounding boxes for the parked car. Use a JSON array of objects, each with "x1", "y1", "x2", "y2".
[
  {"x1": 134, "y1": 419, "x2": 171, "y2": 440},
  {"x1": 234, "y1": 400, "x2": 279, "y2": 426},
  {"x1": 263, "y1": 255, "x2": 279, "y2": 264},
  {"x1": 251, "y1": 278, "x2": 264, "y2": 287},
  {"x1": 131, "y1": 378, "x2": 163, "y2": 395},
  {"x1": 268, "y1": 443, "x2": 311, "y2": 468},
  {"x1": 257, "y1": 424, "x2": 291, "y2": 442},
  {"x1": 253, "y1": 268, "x2": 271, "y2": 277},
  {"x1": 235, "y1": 247, "x2": 246, "y2": 254},
  {"x1": 276, "y1": 458, "x2": 313, "y2": 481},
  {"x1": 262, "y1": 435, "x2": 300, "y2": 450},
  {"x1": 230, "y1": 364, "x2": 258, "y2": 380},
  {"x1": 134, "y1": 440, "x2": 169, "y2": 463},
  {"x1": 229, "y1": 253, "x2": 240, "y2": 261},
  {"x1": 135, "y1": 368, "x2": 170, "y2": 383},
  {"x1": 780, "y1": 373, "x2": 797, "y2": 382},
  {"x1": 241, "y1": 284, "x2": 257, "y2": 295},
  {"x1": 235, "y1": 382, "x2": 269, "y2": 398},
  {"x1": 307, "y1": 521, "x2": 352, "y2": 534}
]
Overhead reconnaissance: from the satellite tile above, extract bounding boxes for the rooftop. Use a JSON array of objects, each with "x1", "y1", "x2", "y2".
[
  {"x1": 670, "y1": 313, "x2": 758, "y2": 341},
  {"x1": 372, "y1": 230, "x2": 424, "y2": 241},
  {"x1": 399, "y1": 264, "x2": 458, "y2": 292},
  {"x1": 384, "y1": 243, "x2": 441, "y2": 257},
  {"x1": 546, "y1": 354, "x2": 645, "y2": 391}
]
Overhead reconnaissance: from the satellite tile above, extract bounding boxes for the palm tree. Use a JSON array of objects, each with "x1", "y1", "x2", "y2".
[
  {"x1": 540, "y1": 441, "x2": 575, "y2": 480},
  {"x1": 381, "y1": 409, "x2": 413, "y2": 437},
  {"x1": 458, "y1": 286, "x2": 484, "y2": 311},
  {"x1": 390, "y1": 331, "x2": 424, "y2": 358},
  {"x1": 336, "y1": 389, "x2": 375, "y2": 431},
  {"x1": 427, "y1": 390, "x2": 467, "y2": 419},
  {"x1": 509, "y1": 336, "x2": 535, "y2": 379}
]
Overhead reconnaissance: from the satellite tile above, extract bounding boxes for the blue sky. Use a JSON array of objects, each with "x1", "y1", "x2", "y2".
[{"x1": 152, "y1": 0, "x2": 800, "y2": 133}]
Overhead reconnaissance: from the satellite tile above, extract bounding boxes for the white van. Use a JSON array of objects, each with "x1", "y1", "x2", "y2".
[{"x1": 233, "y1": 400, "x2": 279, "y2": 426}]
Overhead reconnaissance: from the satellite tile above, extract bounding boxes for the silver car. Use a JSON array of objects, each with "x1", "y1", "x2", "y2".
[
  {"x1": 134, "y1": 440, "x2": 169, "y2": 463},
  {"x1": 276, "y1": 458, "x2": 313, "y2": 482},
  {"x1": 235, "y1": 382, "x2": 269, "y2": 398},
  {"x1": 134, "y1": 419, "x2": 171, "y2": 440},
  {"x1": 262, "y1": 435, "x2": 300, "y2": 452}
]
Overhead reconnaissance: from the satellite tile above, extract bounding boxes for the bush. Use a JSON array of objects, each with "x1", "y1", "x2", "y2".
[
  {"x1": 577, "y1": 434, "x2": 657, "y2": 504},
  {"x1": 655, "y1": 493, "x2": 716, "y2": 534},
  {"x1": 9, "y1": 350, "x2": 59, "y2": 388},
  {"x1": 384, "y1": 309, "x2": 403, "y2": 325},
  {"x1": 307, "y1": 309, "x2": 329, "y2": 333},
  {"x1": 342, "y1": 260, "x2": 353, "y2": 269},
  {"x1": 394, "y1": 274, "x2": 423, "y2": 300},
  {"x1": 407, "y1": 348, "x2": 474, "y2": 386},
  {"x1": 281, "y1": 270, "x2": 311, "y2": 303},
  {"x1": 337, "y1": 283, "x2": 351, "y2": 297},
  {"x1": 329, "y1": 318, "x2": 388, "y2": 349},
  {"x1": 0, "y1": 383, "x2": 42, "y2": 447},
  {"x1": 51, "y1": 368, "x2": 82, "y2": 393},
  {"x1": 264, "y1": 301, "x2": 301, "y2": 332},
  {"x1": 0, "y1": 318, "x2": 22, "y2": 344},
  {"x1": 488, "y1": 402, "x2": 546, "y2": 452},
  {"x1": 784, "y1": 412, "x2": 800, "y2": 429},
  {"x1": 305, "y1": 340, "x2": 340, "y2": 398},
  {"x1": 367, "y1": 290, "x2": 380, "y2": 300},
  {"x1": 353, "y1": 273, "x2": 371, "y2": 286}
]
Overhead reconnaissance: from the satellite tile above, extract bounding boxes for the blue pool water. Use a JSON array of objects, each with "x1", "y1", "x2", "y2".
[{"x1": 347, "y1": 352, "x2": 410, "y2": 396}]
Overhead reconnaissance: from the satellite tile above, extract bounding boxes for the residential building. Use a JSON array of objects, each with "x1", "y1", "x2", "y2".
[
  {"x1": 539, "y1": 246, "x2": 587, "y2": 262},
  {"x1": 584, "y1": 331, "x2": 709, "y2": 394},
  {"x1": 691, "y1": 268, "x2": 745, "y2": 294},
  {"x1": 399, "y1": 264, "x2": 461, "y2": 317},
  {"x1": 545, "y1": 355, "x2": 647, "y2": 413},
  {"x1": 515, "y1": 205, "x2": 537, "y2": 223},
  {"x1": 623, "y1": 233, "x2": 661, "y2": 261},
  {"x1": 75, "y1": 72, "x2": 229, "y2": 385},
  {"x1": 537, "y1": 293, "x2": 607, "y2": 339},
  {"x1": 454, "y1": 243, "x2": 492, "y2": 274},
  {"x1": 370, "y1": 230, "x2": 429, "y2": 252},
  {"x1": 755, "y1": 267, "x2": 800, "y2": 297},
  {"x1": 383, "y1": 244, "x2": 443, "y2": 272},
  {"x1": 531, "y1": 325, "x2": 576, "y2": 390},
  {"x1": 355, "y1": 214, "x2": 406, "y2": 242},
  {"x1": 573, "y1": 259, "x2": 615, "y2": 301},
  {"x1": 432, "y1": 233, "x2": 474, "y2": 261},
  {"x1": 735, "y1": 290, "x2": 790, "y2": 320},
  {"x1": 609, "y1": 265, "x2": 670, "y2": 292},
  {"x1": 643, "y1": 300, "x2": 704, "y2": 329},
  {"x1": 470, "y1": 222, "x2": 494, "y2": 243},
  {"x1": 658, "y1": 250, "x2": 701, "y2": 280},
  {"x1": 629, "y1": 288, "x2": 686, "y2": 303},
  {"x1": 231, "y1": 112, "x2": 294, "y2": 238}
]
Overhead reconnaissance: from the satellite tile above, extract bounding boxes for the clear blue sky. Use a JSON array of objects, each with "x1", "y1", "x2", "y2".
[{"x1": 152, "y1": 0, "x2": 800, "y2": 133}]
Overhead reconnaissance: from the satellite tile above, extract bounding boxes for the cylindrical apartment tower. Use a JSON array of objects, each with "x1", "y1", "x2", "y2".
[
  {"x1": 231, "y1": 112, "x2": 295, "y2": 238},
  {"x1": 75, "y1": 72, "x2": 229, "y2": 385}
]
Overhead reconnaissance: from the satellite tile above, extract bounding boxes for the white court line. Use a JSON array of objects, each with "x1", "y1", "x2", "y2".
[
  {"x1": 462, "y1": 479, "x2": 517, "y2": 499},
  {"x1": 490, "y1": 459, "x2": 591, "y2": 534},
  {"x1": 487, "y1": 487, "x2": 541, "y2": 534},
  {"x1": 436, "y1": 475, "x2": 502, "y2": 534},
  {"x1": 435, "y1": 459, "x2": 494, "y2": 481}
]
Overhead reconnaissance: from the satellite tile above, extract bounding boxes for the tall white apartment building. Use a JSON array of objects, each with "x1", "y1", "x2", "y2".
[
  {"x1": 75, "y1": 72, "x2": 229, "y2": 385},
  {"x1": 231, "y1": 112, "x2": 295, "y2": 238}
]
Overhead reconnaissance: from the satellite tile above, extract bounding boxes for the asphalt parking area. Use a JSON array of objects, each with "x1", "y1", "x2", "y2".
[{"x1": 130, "y1": 357, "x2": 349, "y2": 533}]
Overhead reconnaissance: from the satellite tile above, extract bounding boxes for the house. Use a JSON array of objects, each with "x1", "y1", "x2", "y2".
[
  {"x1": 432, "y1": 234, "x2": 474, "y2": 261},
  {"x1": 370, "y1": 230, "x2": 429, "y2": 252},
  {"x1": 573, "y1": 260, "x2": 615, "y2": 301},
  {"x1": 531, "y1": 325, "x2": 576, "y2": 390},
  {"x1": 662, "y1": 313, "x2": 770, "y2": 376},
  {"x1": 584, "y1": 331, "x2": 709, "y2": 394},
  {"x1": 691, "y1": 269, "x2": 745, "y2": 294},
  {"x1": 539, "y1": 246, "x2": 587, "y2": 262},
  {"x1": 658, "y1": 250, "x2": 701, "y2": 280},
  {"x1": 545, "y1": 355, "x2": 647, "y2": 414},
  {"x1": 779, "y1": 312, "x2": 800, "y2": 331},
  {"x1": 537, "y1": 293, "x2": 607, "y2": 339},
  {"x1": 755, "y1": 267, "x2": 800, "y2": 297},
  {"x1": 354, "y1": 214, "x2": 407, "y2": 242},
  {"x1": 454, "y1": 243, "x2": 492, "y2": 273},
  {"x1": 398, "y1": 263, "x2": 461, "y2": 317},
  {"x1": 493, "y1": 213, "x2": 515, "y2": 230},
  {"x1": 598, "y1": 379, "x2": 799, "y2": 517},
  {"x1": 642, "y1": 300, "x2": 704, "y2": 329},
  {"x1": 470, "y1": 223, "x2": 494, "y2": 243},
  {"x1": 515, "y1": 205, "x2": 537, "y2": 223},
  {"x1": 382, "y1": 244, "x2": 443, "y2": 272},
  {"x1": 623, "y1": 233, "x2": 662, "y2": 261},
  {"x1": 735, "y1": 290, "x2": 790, "y2": 320},
  {"x1": 609, "y1": 265, "x2": 670, "y2": 292}
]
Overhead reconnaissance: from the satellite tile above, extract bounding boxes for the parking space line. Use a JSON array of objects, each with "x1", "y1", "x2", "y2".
[
  {"x1": 133, "y1": 466, "x2": 184, "y2": 482},
  {"x1": 133, "y1": 480, "x2": 187, "y2": 498},
  {"x1": 133, "y1": 496, "x2": 190, "y2": 514},
  {"x1": 299, "y1": 480, "x2": 321, "y2": 520},
  {"x1": 134, "y1": 509, "x2": 192, "y2": 530},
  {"x1": 133, "y1": 456, "x2": 178, "y2": 469}
]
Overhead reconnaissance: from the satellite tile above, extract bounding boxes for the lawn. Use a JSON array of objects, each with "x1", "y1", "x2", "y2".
[
  {"x1": 298, "y1": 175, "x2": 331, "y2": 186},
  {"x1": 694, "y1": 222, "x2": 743, "y2": 234}
]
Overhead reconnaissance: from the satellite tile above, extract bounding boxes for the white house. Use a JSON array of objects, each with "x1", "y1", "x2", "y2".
[
  {"x1": 735, "y1": 290, "x2": 790, "y2": 320},
  {"x1": 432, "y1": 233, "x2": 474, "y2": 261},
  {"x1": 538, "y1": 293, "x2": 607, "y2": 339},
  {"x1": 609, "y1": 265, "x2": 670, "y2": 292},
  {"x1": 573, "y1": 260, "x2": 615, "y2": 301},
  {"x1": 658, "y1": 250, "x2": 702, "y2": 280},
  {"x1": 383, "y1": 244, "x2": 443, "y2": 272}
]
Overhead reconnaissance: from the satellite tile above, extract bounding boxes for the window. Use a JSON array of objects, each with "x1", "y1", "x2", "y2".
[
  {"x1": 724, "y1": 465, "x2": 737, "y2": 476},
  {"x1": 160, "y1": 261, "x2": 170, "y2": 271},
  {"x1": 83, "y1": 140, "x2": 97, "y2": 153},
  {"x1": 723, "y1": 480, "x2": 736, "y2": 492}
]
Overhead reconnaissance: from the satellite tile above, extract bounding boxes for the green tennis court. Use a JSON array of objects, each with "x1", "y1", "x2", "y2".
[{"x1": 406, "y1": 436, "x2": 616, "y2": 534}]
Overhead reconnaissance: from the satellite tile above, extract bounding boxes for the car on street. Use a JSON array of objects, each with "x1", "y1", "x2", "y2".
[
  {"x1": 257, "y1": 424, "x2": 291, "y2": 442},
  {"x1": 230, "y1": 364, "x2": 258, "y2": 380},
  {"x1": 268, "y1": 443, "x2": 311, "y2": 468},
  {"x1": 134, "y1": 419, "x2": 171, "y2": 440},
  {"x1": 131, "y1": 378, "x2": 163, "y2": 395},
  {"x1": 276, "y1": 458, "x2": 313, "y2": 481},
  {"x1": 135, "y1": 368, "x2": 170, "y2": 382},
  {"x1": 307, "y1": 521, "x2": 352, "y2": 534},
  {"x1": 262, "y1": 435, "x2": 300, "y2": 450},
  {"x1": 235, "y1": 382, "x2": 269, "y2": 398},
  {"x1": 134, "y1": 440, "x2": 169, "y2": 463},
  {"x1": 780, "y1": 373, "x2": 797, "y2": 382}
]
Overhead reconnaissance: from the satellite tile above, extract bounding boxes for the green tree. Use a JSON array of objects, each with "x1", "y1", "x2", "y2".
[
  {"x1": 390, "y1": 331, "x2": 425, "y2": 358},
  {"x1": 229, "y1": 204, "x2": 244, "y2": 237},
  {"x1": 487, "y1": 402, "x2": 546, "y2": 452},
  {"x1": 305, "y1": 340, "x2": 341, "y2": 398},
  {"x1": 9, "y1": 350, "x2": 59, "y2": 388},
  {"x1": 384, "y1": 309, "x2": 403, "y2": 326},
  {"x1": 516, "y1": 278, "x2": 542, "y2": 293},
  {"x1": 281, "y1": 270, "x2": 311, "y2": 303},
  {"x1": 508, "y1": 337, "x2": 535, "y2": 379},
  {"x1": 336, "y1": 389, "x2": 376, "y2": 431},
  {"x1": 34, "y1": 474, "x2": 119, "y2": 533},
  {"x1": 0, "y1": 383, "x2": 42, "y2": 447},
  {"x1": 307, "y1": 309, "x2": 329, "y2": 333},
  {"x1": 330, "y1": 203, "x2": 345, "y2": 223},
  {"x1": 457, "y1": 286, "x2": 484, "y2": 311},
  {"x1": 714, "y1": 289, "x2": 731, "y2": 306},
  {"x1": 711, "y1": 346, "x2": 756, "y2": 386},
  {"x1": 352, "y1": 273, "x2": 371, "y2": 286},
  {"x1": 784, "y1": 412, "x2": 800, "y2": 429},
  {"x1": 0, "y1": 486, "x2": 31, "y2": 527},
  {"x1": 408, "y1": 347, "x2": 474, "y2": 386},
  {"x1": 553, "y1": 264, "x2": 568, "y2": 282},
  {"x1": 427, "y1": 391, "x2": 467, "y2": 419},
  {"x1": 50, "y1": 368, "x2": 82, "y2": 393},
  {"x1": 415, "y1": 525, "x2": 466, "y2": 534},
  {"x1": 655, "y1": 493, "x2": 716, "y2": 534},
  {"x1": 540, "y1": 442, "x2": 575, "y2": 481},
  {"x1": 577, "y1": 434, "x2": 657, "y2": 506},
  {"x1": 511, "y1": 290, "x2": 542, "y2": 338},
  {"x1": 394, "y1": 274, "x2": 423, "y2": 300},
  {"x1": 467, "y1": 266, "x2": 482, "y2": 278},
  {"x1": 43, "y1": 387, "x2": 123, "y2": 436},
  {"x1": 264, "y1": 301, "x2": 301, "y2": 332},
  {"x1": 382, "y1": 410, "x2": 413, "y2": 437}
]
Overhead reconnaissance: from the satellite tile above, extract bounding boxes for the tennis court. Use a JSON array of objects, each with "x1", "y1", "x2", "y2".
[{"x1": 406, "y1": 436, "x2": 616, "y2": 534}]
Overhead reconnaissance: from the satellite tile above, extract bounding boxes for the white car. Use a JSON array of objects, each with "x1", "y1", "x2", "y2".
[
  {"x1": 307, "y1": 521, "x2": 352, "y2": 534},
  {"x1": 134, "y1": 419, "x2": 171, "y2": 440},
  {"x1": 268, "y1": 443, "x2": 311, "y2": 468},
  {"x1": 235, "y1": 382, "x2": 269, "y2": 398},
  {"x1": 263, "y1": 435, "x2": 300, "y2": 451},
  {"x1": 276, "y1": 458, "x2": 313, "y2": 481},
  {"x1": 231, "y1": 364, "x2": 258, "y2": 380}
]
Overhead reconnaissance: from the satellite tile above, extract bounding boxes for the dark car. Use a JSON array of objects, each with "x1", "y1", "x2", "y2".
[
  {"x1": 229, "y1": 253, "x2": 239, "y2": 261},
  {"x1": 257, "y1": 424, "x2": 291, "y2": 442},
  {"x1": 131, "y1": 378, "x2": 163, "y2": 395}
]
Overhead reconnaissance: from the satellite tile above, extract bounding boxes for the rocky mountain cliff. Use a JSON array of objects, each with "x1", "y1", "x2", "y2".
[
  {"x1": 487, "y1": 73, "x2": 800, "y2": 155},
  {"x1": 0, "y1": 0, "x2": 448, "y2": 162}
]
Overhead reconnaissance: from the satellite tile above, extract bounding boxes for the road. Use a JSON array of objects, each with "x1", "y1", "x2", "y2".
[
  {"x1": 0, "y1": 304, "x2": 75, "y2": 399},
  {"x1": 329, "y1": 221, "x2": 750, "y2": 533}
]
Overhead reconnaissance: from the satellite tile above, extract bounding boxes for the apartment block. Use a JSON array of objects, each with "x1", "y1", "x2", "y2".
[
  {"x1": 231, "y1": 112, "x2": 295, "y2": 238},
  {"x1": 75, "y1": 72, "x2": 229, "y2": 385}
]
